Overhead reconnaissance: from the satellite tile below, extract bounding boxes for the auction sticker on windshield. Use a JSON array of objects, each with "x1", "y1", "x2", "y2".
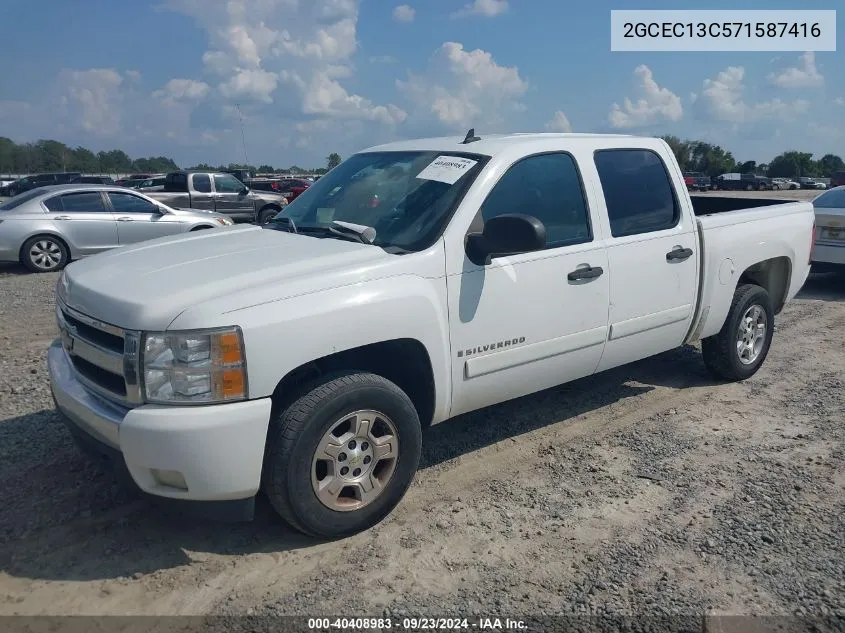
[{"x1": 416, "y1": 155, "x2": 478, "y2": 185}]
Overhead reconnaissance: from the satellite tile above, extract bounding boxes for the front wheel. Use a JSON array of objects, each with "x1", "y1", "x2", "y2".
[
  {"x1": 701, "y1": 284, "x2": 774, "y2": 381},
  {"x1": 262, "y1": 372, "x2": 422, "y2": 539}
]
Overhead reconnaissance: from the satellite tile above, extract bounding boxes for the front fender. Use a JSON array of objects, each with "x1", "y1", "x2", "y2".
[{"x1": 197, "y1": 275, "x2": 451, "y2": 424}]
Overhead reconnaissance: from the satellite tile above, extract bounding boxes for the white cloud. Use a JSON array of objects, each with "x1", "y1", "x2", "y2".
[
  {"x1": 835, "y1": 97, "x2": 845, "y2": 106},
  {"x1": 768, "y1": 51, "x2": 824, "y2": 89},
  {"x1": 397, "y1": 41, "x2": 527, "y2": 129},
  {"x1": 163, "y1": 0, "x2": 404, "y2": 128},
  {"x1": 370, "y1": 55, "x2": 397, "y2": 64},
  {"x1": 608, "y1": 65, "x2": 682, "y2": 129},
  {"x1": 451, "y1": 0, "x2": 508, "y2": 18},
  {"x1": 60, "y1": 68, "x2": 126, "y2": 136},
  {"x1": 392, "y1": 4, "x2": 415, "y2": 22},
  {"x1": 545, "y1": 111, "x2": 572, "y2": 133},
  {"x1": 218, "y1": 69, "x2": 279, "y2": 103},
  {"x1": 696, "y1": 66, "x2": 810, "y2": 123},
  {"x1": 153, "y1": 78, "x2": 210, "y2": 103},
  {"x1": 301, "y1": 71, "x2": 406, "y2": 124}
]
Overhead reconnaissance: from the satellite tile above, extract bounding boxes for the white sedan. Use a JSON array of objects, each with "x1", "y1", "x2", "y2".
[{"x1": 811, "y1": 186, "x2": 845, "y2": 272}]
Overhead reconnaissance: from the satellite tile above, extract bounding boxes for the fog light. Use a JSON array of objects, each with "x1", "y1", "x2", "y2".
[{"x1": 151, "y1": 468, "x2": 188, "y2": 491}]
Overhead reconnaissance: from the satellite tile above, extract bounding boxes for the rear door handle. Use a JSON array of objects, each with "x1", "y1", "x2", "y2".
[
  {"x1": 116, "y1": 217, "x2": 133, "y2": 222},
  {"x1": 666, "y1": 247, "x2": 693, "y2": 261},
  {"x1": 568, "y1": 266, "x2": 604, "y2": 281}
]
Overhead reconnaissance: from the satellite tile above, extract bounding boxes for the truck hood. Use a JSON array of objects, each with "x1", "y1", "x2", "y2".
[{"x1": 59, "y1": 225, "x2": 393, "y2": 331}]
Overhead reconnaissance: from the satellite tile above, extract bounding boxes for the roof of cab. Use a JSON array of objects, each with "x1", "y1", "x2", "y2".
[{"x1": 361, "y1": 132, "x2": 652, "y2": 157}]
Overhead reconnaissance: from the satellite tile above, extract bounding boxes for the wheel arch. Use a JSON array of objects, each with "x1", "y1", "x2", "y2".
[
  {"x1": 269, "y1": 338, "x2": 437, "y2": 430},
  {"x1": 19, "y1": 232, "x2": 74, "y2": 263},
  {"x1": 736, "y1": 256, "x2": 791, "y2": 315}
]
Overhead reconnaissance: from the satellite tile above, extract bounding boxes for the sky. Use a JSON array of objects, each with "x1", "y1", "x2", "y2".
[{"x1": 0, "y1": 0, "x2": 842, "y2": 169}]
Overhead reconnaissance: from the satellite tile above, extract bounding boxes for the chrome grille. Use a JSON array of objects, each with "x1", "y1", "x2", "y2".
[{"x1": 56, "y1": 298, "x2": 142, "y2": 407}]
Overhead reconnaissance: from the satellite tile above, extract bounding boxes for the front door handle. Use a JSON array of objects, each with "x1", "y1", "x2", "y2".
[
  {"x1": 568, "y1": 266, "x2": 604, "y2": 281},
  {"x1": 666, "y1": 247, "x2": 693, "y2": 261},
  {"x1": 116, "y1": 217, "x2": 134, "y2": 222},
  {"x1": 54, "y1": 215, "x2": 72, "y2": 220}
]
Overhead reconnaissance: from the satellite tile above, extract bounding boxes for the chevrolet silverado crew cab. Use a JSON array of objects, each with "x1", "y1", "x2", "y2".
[{"x1": 48, "y1": 132, "x2": 814, "y2": 539}]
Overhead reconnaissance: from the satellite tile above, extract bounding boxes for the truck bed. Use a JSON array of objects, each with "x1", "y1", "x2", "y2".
[{"x1": 690, "y1": 195, "x2": 789, "y2": 216}]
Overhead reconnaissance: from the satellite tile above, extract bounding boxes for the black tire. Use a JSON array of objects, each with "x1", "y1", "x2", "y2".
[
  {"x1": 262, "y1": 371, "x2": 422, "y2": 539},
  {"x1": 257, "y1": 206, "x2": 279, "y2": 225},
  {"x1": 745, "y1": 184, "x2": 754, "y2": 191},
  {"x1": 701, "y1": 284, "x2": 774, "y2": 382},
  {"x1": 21, "y1": 235, "x2": 69, "y2": 273}
]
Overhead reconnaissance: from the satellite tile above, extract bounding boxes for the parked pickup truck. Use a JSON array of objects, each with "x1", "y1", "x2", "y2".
[
  {"x1": 48, "y1": 132, "x2": 814, "y2": 539},
  {"x1": 145, "y1": 171, "x2": 288, "y2": 224},
  {"x1": 682, "y1": 171, "x2": 710, "y2": 192}
]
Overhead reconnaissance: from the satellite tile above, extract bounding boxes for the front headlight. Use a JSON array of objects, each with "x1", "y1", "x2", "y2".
[{"x1": 141, "y1": 327, "x2": 248, "y2": 405}]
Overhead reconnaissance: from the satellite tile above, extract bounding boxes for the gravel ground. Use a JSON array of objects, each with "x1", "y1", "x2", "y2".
[{"x1": 0, "y1": 196, "x2": 843, "y2": 627}]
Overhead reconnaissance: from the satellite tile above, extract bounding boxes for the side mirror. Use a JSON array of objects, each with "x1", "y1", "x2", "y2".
[
  {"x1": 240, "y1": 186, "x2": 250, "y2": 195},
  {"x1": 465, "y1": 213, "x2": 546, "y2": 265}
]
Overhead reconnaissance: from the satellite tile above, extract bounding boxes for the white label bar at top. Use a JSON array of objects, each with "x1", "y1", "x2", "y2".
[{"x1": 611, "y1": 10, "x2": 836, "y2": 52}]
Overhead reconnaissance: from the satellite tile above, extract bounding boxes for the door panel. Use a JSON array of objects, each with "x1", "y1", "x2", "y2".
[
  {"x1": 212, "y1": 174, "x2": 254, "y2": 220},
  {"x1": 445, "y1": 151, "x2": 610, "y2": 418},
  {"x1": 447, "y1": 245, "x2": 610, "y2": 417},
  {"x1": 43, "y1": 191, "x2": 119, "y2": 255},
  {"x1": 592, "y1": 148, "x2": 698, "y2": 373},
  {"x1": 107, "y1": 192, "x2": 182, "y2": 245},
  {"x1": 188, "y1": 174, "x2": 215, "y2": 211}
]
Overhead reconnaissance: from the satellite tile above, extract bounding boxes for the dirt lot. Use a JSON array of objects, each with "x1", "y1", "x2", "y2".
[{"x1": 0, "y1": 189, "x2": 843, "y2": 623}]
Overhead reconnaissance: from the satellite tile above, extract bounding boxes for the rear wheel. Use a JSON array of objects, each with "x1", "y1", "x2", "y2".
[
  {"x1": 21, "y1": 235, "x2": 69, "y2": 273},
  {"x1": 262, "y1": 372, "x2": 422, "y2": 539},
  {"x1": 702, "y1": 284, "x2": 774, "y2": 381},
  {"x1": 257, "y1": 206, "x2": 280, "y2": 225}
]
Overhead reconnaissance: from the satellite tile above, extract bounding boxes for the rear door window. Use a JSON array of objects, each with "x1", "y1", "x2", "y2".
[
  {"x1": 48, "y1": 192, "x2": 108, "y2": 213},
  {"x1": 192, "y1": 174, "x2": 212, "y2": 193},
  {"x1": 594, "y1": 149, "x2": 680, "y2": 238}
]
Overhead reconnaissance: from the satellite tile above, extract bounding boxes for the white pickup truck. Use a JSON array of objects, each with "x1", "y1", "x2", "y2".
[{"x1": 48, "y1": 132, "x2": 814, "y2": 538}]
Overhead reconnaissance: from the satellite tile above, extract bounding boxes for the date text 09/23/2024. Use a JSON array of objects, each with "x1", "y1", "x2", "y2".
[{"x1": 307, "y1": 617, "x2": 528, "y2": 630}]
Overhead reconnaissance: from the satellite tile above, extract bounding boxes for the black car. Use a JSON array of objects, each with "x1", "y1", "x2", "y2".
[
  {"x1": 71, "y1": 176, "x2": 115, "y2": 184},
  {"x1": 1, "y1": 172, "x2": 82, "y2": 196},
  {"x1": 713, "y1": 173, "x2": 771, "y2": 191}
]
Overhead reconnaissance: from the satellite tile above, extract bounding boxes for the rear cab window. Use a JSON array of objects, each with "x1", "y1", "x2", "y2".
[
  {"x1": 594, "y1": 149, "x2": 680, "y2": 238},
  {"x1": 192, "y1": 174, "x2": 212, "y2": 193},
  {"x1": 164, "y1": 173, "x2": 189, "y2": 192}
]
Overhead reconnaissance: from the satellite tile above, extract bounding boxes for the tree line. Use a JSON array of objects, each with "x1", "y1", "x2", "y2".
[
  {"x1": 660, "y1": 136, "x2": 844, "y2": 179},
  {"x1": 0, "y1": 137, "x2": 343, "y2": 176},
  {"x1": 0, "y1": 138, "x2": 180, "y2": 175},
  {"x1": 188, "y1": 153, "x2": 342, "y2": 175},
  {"x1": 5, "y1": 133, "x2": 839, "y2": 181}
]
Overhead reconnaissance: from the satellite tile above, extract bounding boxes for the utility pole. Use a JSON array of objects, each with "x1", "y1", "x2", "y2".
[{"x1": 236, "y1": 104, "x2": 250, "y2": 169}]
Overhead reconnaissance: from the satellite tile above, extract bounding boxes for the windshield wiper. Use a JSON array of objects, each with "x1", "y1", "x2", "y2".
[
  {"x1": 328, "y1": 221, "x2": 377, "y2": 244},
  {"x1": 272, "y1": 220, "x2": 378, "y2": 245}
]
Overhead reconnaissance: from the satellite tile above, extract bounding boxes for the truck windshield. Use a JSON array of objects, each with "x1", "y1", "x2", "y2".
[{"x1": 277, "y1": 150, "x2": 488, "y2": 252}]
